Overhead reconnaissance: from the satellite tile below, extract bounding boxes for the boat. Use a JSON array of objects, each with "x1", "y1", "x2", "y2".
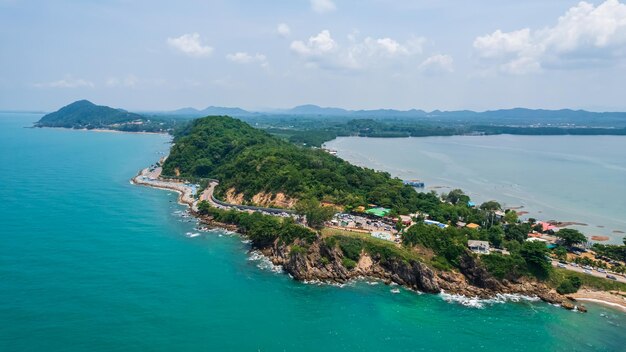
[
  {"x1": 390, "y1": 288, "x2": 400, "y2": 294},
  {"x1": 403, "y1": 179, "x2": 425, "y2": 188}
]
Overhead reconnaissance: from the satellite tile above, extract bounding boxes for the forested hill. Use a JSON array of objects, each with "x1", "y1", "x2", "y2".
[
  {"x1": 162, "y1": 116, "x2": 429, "y2": 213},
  {"x1": 35, "y1": 100, "x2": 184, "y2": 133}
]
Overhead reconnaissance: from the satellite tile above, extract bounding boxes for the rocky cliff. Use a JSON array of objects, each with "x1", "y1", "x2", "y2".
[{"x1": 261, "y1": 238, "x2": 576, "y2": 309}]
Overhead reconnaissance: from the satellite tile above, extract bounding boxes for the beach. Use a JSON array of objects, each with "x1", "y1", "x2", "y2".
[{"x1": 570, "y1": 289, "x2": 626, "y2": 312}]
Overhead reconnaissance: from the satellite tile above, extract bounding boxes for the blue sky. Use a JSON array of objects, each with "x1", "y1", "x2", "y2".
[{"x1": 1, "y1": 0, "x2": 626, "y2": 111}]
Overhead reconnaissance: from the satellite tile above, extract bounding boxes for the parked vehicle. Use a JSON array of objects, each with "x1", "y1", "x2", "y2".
[{"x1": 606, "y1": 275, "x2": 617, "y2": 280}]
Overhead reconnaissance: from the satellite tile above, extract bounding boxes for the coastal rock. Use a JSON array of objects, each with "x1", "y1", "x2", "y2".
[
  {"x1": 459, "y1": 252, "x2": 502, "y2": 291},
  {"x1": 561, "y1": 301, "x2": 575, "y2": 310},
  {"x1": 381, "y1": 259, "x2": 440, "y2": 293}
]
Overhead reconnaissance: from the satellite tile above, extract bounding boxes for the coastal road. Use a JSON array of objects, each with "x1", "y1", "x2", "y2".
[{"x1": 551, "y1": 261, "x2": 626, "y2": 284}]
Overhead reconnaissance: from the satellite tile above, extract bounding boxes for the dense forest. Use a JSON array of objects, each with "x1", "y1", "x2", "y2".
[
  {"x1": 162, "y1": 116, "x2": 439, "y2": 213},
  {"x1": 277, "y1": 119, "x2": 626, "y2": 147}
]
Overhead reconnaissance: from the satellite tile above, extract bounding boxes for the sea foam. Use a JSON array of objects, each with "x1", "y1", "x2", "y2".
[{"x1": 439, "y1": 291, "x2": 539, "y2": 309}]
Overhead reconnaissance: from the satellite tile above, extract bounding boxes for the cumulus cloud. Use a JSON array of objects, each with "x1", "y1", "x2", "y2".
[
  {"x1": 473, "y1": 0, "x2": 626, "y2": 74},
  {"x1": 290, "y1": 30, "x2": 338, "y2": 56},
  {"x1": 34, "y1": 76, "x2": 94, "y2": 88},
  {"x1": 167, "y1": 33, "x2": 213, "y2": 57},
  {"x1": 277, "y1": 23, "x2": 291, "y2": 37},
  {"x1": 311, "y1": 0, "x2": 336, "y2": 13},
  {"x1": 290, "y1": 30, "x2": 424, "y2": 70},
  {"x1": 226, "y1": 52, "x2": 268, "y2": 67},
  {"x1": 419, "y1": 54, "x2": 454, "y2": 74}
]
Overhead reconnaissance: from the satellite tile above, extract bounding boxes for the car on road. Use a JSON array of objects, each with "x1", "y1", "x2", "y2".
[
  {"x1": 584, "y1": 269, "x2": 592, "y2": 274},
  {"x1": 597, "y1": 268, "x2": 607, "y2": 273},
  {"x1": 558, "y1": 263, "x2": 566, "y2": 268},
  {"x1": 606, "y1": 275, "x2": 617, "y2": 280}
]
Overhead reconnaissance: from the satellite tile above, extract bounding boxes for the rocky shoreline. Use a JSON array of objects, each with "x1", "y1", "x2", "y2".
[
  {"x1": 133, "y1": 172, "x2": 592, "y2": 312},
  {"x1": 194, "y1": 214, "x2": 586, "y2": 311}
]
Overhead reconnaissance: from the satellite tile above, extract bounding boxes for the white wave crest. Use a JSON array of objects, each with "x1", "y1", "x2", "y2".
[
  {"x1": 439, "y1": 291, "x2": 539, "y2": 309},
  {"x1": 248, "y1": 250, "x2": 283, "y2": 273}
]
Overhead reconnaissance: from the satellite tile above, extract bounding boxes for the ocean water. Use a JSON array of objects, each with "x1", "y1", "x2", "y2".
[
  {"x1": 326, "y1": 135, "x2": 626, "y2": 243},
  {"x1": 0, "y1": 113, "x2": 624, "y2": 351}
]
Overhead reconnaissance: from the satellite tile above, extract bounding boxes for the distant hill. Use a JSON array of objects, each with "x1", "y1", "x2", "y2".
[
  {"x1": 168, "y1": 106, "x2": 255, "y2": 117},
  {"x1": 35, "y1": 100, "x2": 183, "y2": 133},
  {"x1": 36, "y1": 100, "x2": 145, "y2": 128}
]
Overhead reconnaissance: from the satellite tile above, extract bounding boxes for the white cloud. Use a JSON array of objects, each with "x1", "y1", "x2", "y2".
[
  {"x1": 419, "y1": 54, "x2": 454, "y2": 74},
  {"x1": 167, "y1": 33, "x2": 213, "y2": 57},
  {"x1": 291, "y1": 30, "x2": 424, "y2": 70},
  {"x1": 277, "y1": 23, "x2": 291, "y2": 37},
  {"x1": 34, "y1": 76, "x2": 94, "y2": 88},
  {"x1": 311, "y1": 0, "x2": 336, "y2": 14},
  {"x1": 290, "y1": 30, "x2": 338, "y2": 56},
  {"x1": 473, "y1": 0, "x2": 626, "y2": 74},
  {"x1": 226, "y1": 52, "x2": 268, "y2": 67},
  {"x1": 106, "y1": 75, "x2": 138, "y2": 88}
]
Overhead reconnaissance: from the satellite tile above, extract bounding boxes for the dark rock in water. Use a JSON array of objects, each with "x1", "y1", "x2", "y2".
[
  {"x1": 561, "y1": 301, "x2": 575, "y2": 310},
  {"x1": 578, "y1": 304, "x2": 588, "y2": 313}
]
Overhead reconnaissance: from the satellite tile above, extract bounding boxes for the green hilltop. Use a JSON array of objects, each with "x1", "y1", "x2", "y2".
[
  {"x1": 35, "y1": 100, "x2": 185, "y2": 133},
  {"x1": 162, "y1": 115, "x2": 429, "y2": 213}
]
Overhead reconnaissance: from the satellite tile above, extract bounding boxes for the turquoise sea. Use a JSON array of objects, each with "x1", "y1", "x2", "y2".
[{"x1": 1, "y1": 113, "x2": 625, "y2": 351}]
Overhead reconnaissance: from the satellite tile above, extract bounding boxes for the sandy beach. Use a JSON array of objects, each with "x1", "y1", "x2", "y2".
[{"x1": 569, "y1": 289, "x2": 626, "y2": 312}]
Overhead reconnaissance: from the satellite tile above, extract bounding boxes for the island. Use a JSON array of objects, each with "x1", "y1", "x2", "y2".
[
  {"x1": 134, "y1": 115, "x2": 626, "y2": 311},
  {"x1": 34, "y1": 100, "x2": 187, "y2": 134}
]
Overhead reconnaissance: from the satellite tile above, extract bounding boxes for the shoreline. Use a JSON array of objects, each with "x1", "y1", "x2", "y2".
[
  {"x1": 131, "y1": 166, "x2": 626, "y2": 314},
  {"x1": 37, "y1": 125, "x2": 169, "y2": 135},
  {"x1": 569, "y1": 289, "x2": 626, "y2": 312}
]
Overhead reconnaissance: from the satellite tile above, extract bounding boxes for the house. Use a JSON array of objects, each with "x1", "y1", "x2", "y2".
[
  {"x1": 365, "y1": 207, "x2": 391, "y2": 217},
  {"x1": 468, "y1": 240, "x2": 490, "y2": 254},
  {"x1": 399, "y1": 215, "x2": 412, "y2": 225},
  {"x1": 466, "y1": 223, "x2": 481, "y2": 230},
  {"x1": 538, "y1": 221, "x2": 559, "y2": 233},
  {"x1": 424, "y1": 219, "x2": 448, "y2": 229}
]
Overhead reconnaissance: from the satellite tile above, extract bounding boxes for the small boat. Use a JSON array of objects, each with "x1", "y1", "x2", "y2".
[
  {"x1": 391, "y1": 288, "x2": 400, "y2": 294},
  {"x1": 403, "y1": 179, "x2": 425, "y2": 188}
]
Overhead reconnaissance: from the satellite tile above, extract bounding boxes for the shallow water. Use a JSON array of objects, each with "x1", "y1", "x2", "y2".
[
  {"x1": 326, "y1": 135, "x2": 626, "y2": 242},
  {"x1": 1, "y1": 113, "x2": 624, "y2": 351}
]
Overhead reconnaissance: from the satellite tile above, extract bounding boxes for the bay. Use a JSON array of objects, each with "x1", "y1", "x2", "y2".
[
  {"x1": 326, "y1": 135, "x2": 626, "y2": 243},
  {"x1": 1, "y1": 113, "x2": 624, "y2": 351}
]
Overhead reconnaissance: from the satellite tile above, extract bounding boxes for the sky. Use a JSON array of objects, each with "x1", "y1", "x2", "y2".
[{"x1": 1, "y1": 0, "x2": 626, "y2": 112}]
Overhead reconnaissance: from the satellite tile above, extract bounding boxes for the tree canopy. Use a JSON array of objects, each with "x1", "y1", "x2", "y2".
[
  {"x1": 555, "y1": 228, "x2": 587, "y2": 247},
  {"x1": 163, "y1": 116, "x2": 436, "y2": 213}
]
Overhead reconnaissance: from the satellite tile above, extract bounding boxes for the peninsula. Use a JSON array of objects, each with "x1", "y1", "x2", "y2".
[{"x1": 137, "y1": 115, "x2": 626, "y2": 311}]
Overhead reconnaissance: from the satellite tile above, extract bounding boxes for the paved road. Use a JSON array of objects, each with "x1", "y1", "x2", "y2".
[{"x1": 551, "y1": 260, "x2": 626, "y2": 284}]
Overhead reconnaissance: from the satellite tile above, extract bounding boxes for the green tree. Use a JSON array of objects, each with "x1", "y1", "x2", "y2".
[
  {"x1": 504, "y1": 210, "x2": 518, "y2": 224},
  {"x1": 295, "y1": 198, "x2": 335, "y2": 230},
  {"x1": 555, "y1": 228, "x2": 587, "y2": 247},
  {"x1": 480, "y1": 201, "x2": 502, "y2": 211},
  {"x1": 444, "y1": 189, "x2": 469, "y2": 205},
  {"x1": 520, "y1": 240, "x2": 551, "y2": 279}
]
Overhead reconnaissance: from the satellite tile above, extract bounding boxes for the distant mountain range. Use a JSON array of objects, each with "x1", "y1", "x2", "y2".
[
  {"x1": 36, "y1": 100, "x2": 626, "y2": 131},
  {"x1": 162, "y1": 103, "x2": 626, "y2": 121}
]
